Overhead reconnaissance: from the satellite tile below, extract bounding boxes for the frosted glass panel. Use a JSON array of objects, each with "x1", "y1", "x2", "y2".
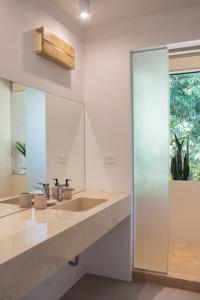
[{"x1": 133, "y1": 48, "x2": 169, "y2": 273}]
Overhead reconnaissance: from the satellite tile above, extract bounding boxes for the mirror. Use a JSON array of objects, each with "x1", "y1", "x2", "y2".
[{"x1": 0, "y1": 78, "x2": 85, "y2": 218}]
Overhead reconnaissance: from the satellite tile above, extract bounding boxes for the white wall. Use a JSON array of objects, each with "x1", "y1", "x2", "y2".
[
  {"x1": 83, "y1": 5, "x2": 200, "y2": 275},
  {"x1": 0, "y1": 1, "x2": 85, "y2": 297},
  {"x1": 83, "y1": 216, "x2": 132, "y2": 281},
  {"x1": 84, "y1": 5, "x2": 200, "y2": 193},
  {"x1": 1, "y1": 0, "x2": 200, "y2": 296},
  {"x1": 46, "y1": 93, "x2": 85, "y2": 193},
  {"x1": 0, "y1": 0, "x2": 83, "y2": 102},
  {"x1": 170, "y1": 181, "x2": 200, "y2": 245},
  {"x1": 0, "y1": 79, "x2": 11, "y2": 198}
]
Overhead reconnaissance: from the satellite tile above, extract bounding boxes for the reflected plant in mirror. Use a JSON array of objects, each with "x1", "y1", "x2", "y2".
[
  {"x1": 0, "y1": 78, "x2": 85, "y2": 218},
  {"x1": 16, "y1": 141, "x2": 26, "y2": 175},
  {"x1": 16, "y1": 142, "x2": 26, "y2": 157}
]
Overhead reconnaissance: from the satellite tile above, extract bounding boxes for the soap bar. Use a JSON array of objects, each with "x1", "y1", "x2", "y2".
[{"x1": 47, "y1": 199, "x2": 57, "y2": 206}]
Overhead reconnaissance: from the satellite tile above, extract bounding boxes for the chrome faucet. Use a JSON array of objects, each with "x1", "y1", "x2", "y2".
[
  {"x1": 34, "y1": 183, "x2": 50, "y2": 200},
  {"x1": 57, "y1": 184, "x2": 65, "y2": 201}
]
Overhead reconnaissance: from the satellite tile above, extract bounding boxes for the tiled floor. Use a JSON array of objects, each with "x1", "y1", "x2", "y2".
[
  {"x1": 169, "y1": 244, "x2": 200, "y2": 282},
  {"x1": 60, "y1": 274, "x2": 200, "y2": 300}
]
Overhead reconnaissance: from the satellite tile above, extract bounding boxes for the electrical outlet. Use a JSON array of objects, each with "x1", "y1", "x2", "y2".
[
  {"x1": 104, "y1": 154, "x2": 116, "y2": 165},
  {"x1": 57, "y1": 155, "x2": 67, "y2": 164}
]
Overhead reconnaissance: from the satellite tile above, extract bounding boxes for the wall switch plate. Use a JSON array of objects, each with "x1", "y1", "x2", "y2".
[
  {"x1": 104, "y1": 154, "x2": 116, "y2": 165},
  {"x1": 57, "y1": 155, "x2": 67, "y2": 164}
]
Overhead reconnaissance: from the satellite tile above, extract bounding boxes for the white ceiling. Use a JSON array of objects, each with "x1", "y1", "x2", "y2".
[{"x1": 53, "y1": 0, "x2": 200, "y2": 27}]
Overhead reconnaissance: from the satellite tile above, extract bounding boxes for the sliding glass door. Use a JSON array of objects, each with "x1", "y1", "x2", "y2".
[{"x1": 132, "y1": 48, "x2": 169, "y2": 273}]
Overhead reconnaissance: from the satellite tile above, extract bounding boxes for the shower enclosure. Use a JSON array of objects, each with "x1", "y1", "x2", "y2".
[
  {"x1": 132, "y1": 45, "x2": 200, "y2": 281},
  {"x1": 132, "y1": 47, "x2": 169, "y2": 273}
]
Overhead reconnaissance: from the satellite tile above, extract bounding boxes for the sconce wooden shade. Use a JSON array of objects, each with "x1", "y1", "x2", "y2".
[
  {"x1": 11, "y1": 82, "x2": 26, "y2": 92},
  {"x1": 35, "y1": 27, "x2": 75, "y2": 70}
]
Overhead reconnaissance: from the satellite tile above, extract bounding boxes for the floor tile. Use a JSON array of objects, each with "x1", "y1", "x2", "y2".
[{"x1": 60, "y1": 274, "x2": 200, "y2": 300}]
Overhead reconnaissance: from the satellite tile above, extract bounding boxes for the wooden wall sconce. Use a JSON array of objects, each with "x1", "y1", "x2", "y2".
[
  {"x1": 11, "y1": 82, "x2": 26, "y2": 92},
  {"x1": 35, "y1": 27, "x2": 75, "y2": 70}
]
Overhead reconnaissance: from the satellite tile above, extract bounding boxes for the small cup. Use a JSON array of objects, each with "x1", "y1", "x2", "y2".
[
  {"x1": 34, "y1": 194, "x2": 47, "y2": 210},
  {"x1": 19, "y1": 193, "x2": 32, "y2": 208},
  {"x1": 62, "y1": 188, "x2": 74, "y2": 200}
]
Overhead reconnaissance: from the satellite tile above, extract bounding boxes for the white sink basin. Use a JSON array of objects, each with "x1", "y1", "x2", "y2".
[{"x1": 52, "y1": 197, "x2": 108, "y2": 212}]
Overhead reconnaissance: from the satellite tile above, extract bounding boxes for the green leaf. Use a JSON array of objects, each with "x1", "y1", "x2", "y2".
[{"x1": 16, "y1": 141, "x2": 26, "y2": 157}]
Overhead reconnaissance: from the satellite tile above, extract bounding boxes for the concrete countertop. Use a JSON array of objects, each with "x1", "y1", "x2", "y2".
[
  {"x1": 0, "y1": 192, "x2": 131, "y2": 299},
  {"x1": 0, "y1": 191, "x2": 131, "y2": 299}
]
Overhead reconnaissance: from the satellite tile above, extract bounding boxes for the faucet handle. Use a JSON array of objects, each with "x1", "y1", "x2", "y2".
[
  {"x1": 65, "y1": 179, "x2": 72, "y2": 187},
  {"x1": 38, "y1": 183, "x2": 49, "y2": 187},
  {"x1": 37, "y1": 183, "x2": 50, "y2": 199},
  {"x1": 53, "y1": 179, "x2": 59, "y2": 186}
]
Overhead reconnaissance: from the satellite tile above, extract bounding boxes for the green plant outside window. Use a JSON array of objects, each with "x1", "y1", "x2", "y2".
[{"x1": 170, "y1": 72, "x2": 200, "y2": 180}]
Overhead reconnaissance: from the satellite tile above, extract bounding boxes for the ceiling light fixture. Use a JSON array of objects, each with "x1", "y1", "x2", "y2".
[{"x1": 79, "y1": 0, "x2": 90, "y2": 20}]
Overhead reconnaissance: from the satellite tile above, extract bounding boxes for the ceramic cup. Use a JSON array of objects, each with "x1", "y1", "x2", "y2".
[
  {"x1": 62, "y1": 188, "x2": 74, "y2": 200},
  {"x1": 34, "y1": 194, "x2": 47, "y2": 210},
  {"x1": 19, "y1": 193, "x2": 32, "y2": 208}
]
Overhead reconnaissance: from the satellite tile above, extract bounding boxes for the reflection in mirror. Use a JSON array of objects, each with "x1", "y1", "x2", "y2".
[
  {"x1": 46, "y1": 93, "x2": 85, "y2": 193},
  {"x1": 0, "y1": 78, "x2": 85, "y2": 218}
]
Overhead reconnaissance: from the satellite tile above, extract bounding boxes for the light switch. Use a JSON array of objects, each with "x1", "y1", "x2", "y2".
[
  {"x1": 57, "y1": 155, "x2": 67, "y2": 164},
  {"x1": 104, "y1": 154, "x2": 116, "y2": 165}
]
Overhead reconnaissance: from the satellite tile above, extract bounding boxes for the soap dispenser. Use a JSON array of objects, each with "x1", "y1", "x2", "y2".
[
  {"x1": 52, "y1": 178, "x2": 59, "y2": 200},
  {"x1": 62, "y1": 179, "x2": 74, "y2": 200}
]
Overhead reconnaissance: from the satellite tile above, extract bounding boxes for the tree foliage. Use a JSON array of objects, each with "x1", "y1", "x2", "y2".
[{"x1": 170, "y1": 72, "x2": 200, "y2": 180}]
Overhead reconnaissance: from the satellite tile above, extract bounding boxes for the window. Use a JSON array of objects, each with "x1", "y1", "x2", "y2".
[{"x1": 170, "y1": 72, "x2": 200, "y2": 180}]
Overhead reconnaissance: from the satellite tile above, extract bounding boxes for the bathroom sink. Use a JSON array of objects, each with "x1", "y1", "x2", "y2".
[
  {"x1": 52, "y1": 197, "x2": 108, "y2": 212},
  {"x1": 0, "y1": 197, "x2": 19, "y2": 205}
]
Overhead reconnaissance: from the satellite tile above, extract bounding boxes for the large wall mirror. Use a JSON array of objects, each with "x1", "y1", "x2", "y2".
[{"x1": 0, "y1": 78, "x2": 85, "y2": 218}]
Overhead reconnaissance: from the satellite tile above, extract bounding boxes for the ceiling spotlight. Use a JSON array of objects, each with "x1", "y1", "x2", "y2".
[{"x1": 79, "y1": 0, "x2": 90, "y2": 20}]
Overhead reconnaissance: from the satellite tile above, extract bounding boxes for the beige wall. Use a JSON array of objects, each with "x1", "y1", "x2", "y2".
[
  {"x1": 170, "y1": 181, "x2": 200, "y2": 245},
  {"x1": 11, "y1": 175, "x2": 27, "y2": 195},
  {"x1": 84, "y1": 5, "x2": 200, "y2": 193}
]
